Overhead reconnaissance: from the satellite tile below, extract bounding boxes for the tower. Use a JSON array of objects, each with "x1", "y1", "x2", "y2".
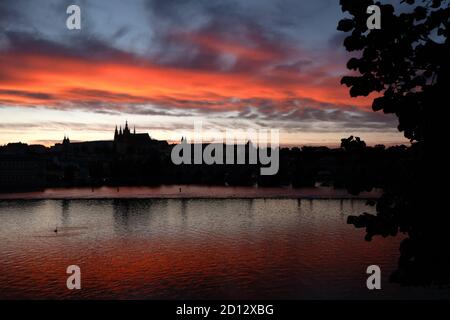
[
  {"x1": 63, "y1": 135, "x2": 70, "y2": 145},
  {"x1": 124, "y1": 120, "x2": 130, "y2": 135}
]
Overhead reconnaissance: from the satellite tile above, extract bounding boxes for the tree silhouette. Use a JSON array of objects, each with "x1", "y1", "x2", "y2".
[
  {"x1": 340, "y1": 136, "x2": 366, "y2": 152},
  {"x1": 338, "y1": 0, "x2": 450, "y2": 285},
  {"x1": 338, "y1": 0, "x2": 449, "y2": 143}
]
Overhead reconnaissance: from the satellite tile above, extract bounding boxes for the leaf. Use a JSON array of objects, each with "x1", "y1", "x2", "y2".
[
  {"x1": 343, "y1": 34, "x2": 367, "y2": 51},
  {"x1": 337, "y1": 19, "x2": 355, "y2": 32},
  {"x1": 372, "y1": 97, "x2": 384, "y2": 112},
  {"x1": 340, "y1": 76, "x2": 357, "y2": 87},
  {"x1": 346, "y1": 57, "x2": 360, "y2": 70},
  {"x1": 414, "y1": 6, "x2": 427, "y2": 21},
  {"x1": 431, "y1": 0, "x2": 442, "y2": 8}
]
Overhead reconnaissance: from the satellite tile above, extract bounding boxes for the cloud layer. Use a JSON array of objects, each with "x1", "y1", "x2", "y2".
[{"x1": 0, "y1": 0, "x2": 406, "y2": 146}]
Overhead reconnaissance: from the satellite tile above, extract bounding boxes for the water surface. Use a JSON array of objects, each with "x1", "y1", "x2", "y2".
[{"x1": 0, "y1": 198, "x2": 447, "y2": 299}]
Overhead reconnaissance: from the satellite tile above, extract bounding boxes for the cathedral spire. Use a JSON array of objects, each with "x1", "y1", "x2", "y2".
[
  {"x1": 63, "y1": 135, "x2": 70, "y2": 145},
  {"x1": 123, "y1": 121, "x2": 130, "y2": 135}
]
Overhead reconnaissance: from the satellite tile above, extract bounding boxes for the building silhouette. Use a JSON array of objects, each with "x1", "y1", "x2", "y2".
[{"x1": 114, "y1": 121, "x2": 154, "y2": 154}]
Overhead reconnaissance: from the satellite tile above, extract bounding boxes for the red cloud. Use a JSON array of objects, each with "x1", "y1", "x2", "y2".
[{"x1": 0, "y1": 40, "x2": 373, "y2": 114}]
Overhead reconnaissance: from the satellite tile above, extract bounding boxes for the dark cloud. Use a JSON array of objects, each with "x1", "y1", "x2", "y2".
[
  {"x1": 0, "y1": 89, "x2": 54, "y2": 100},
  {"x1": 0, "y1": 1, "x2": 24, "y2": 27},
  {"x1": 66, "y1": 88, "x2": 146, "y2": 102},
  {"x1": 274, "y1": 59, "x2": 314, "y2": 73},
  {"x1": 142, "y1": 0, "x2": 308, "y2": 73},
  {"x1": 1, "y1": 31, "x2": 137, "y2": 62}
]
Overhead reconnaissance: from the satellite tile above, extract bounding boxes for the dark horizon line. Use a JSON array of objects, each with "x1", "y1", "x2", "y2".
[{"x1": 1, "y1": 138, "x2": 412, "y2": 150}]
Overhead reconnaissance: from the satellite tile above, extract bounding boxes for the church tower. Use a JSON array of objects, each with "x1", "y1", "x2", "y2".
[
  {"x1": 124, "y1": 121, "x2": 130, "y2": 136},
  {"x1": 63, "y1": 135, "x2": 70, "y2": 145}
]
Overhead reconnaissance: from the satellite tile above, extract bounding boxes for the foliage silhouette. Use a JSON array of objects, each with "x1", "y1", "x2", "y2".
[
  {"x1": 338, "y1": 0, "x2": 449, "y2": 142},
  {"x1": 339, "y1": 0, "x2": 450, "y2": 285}
]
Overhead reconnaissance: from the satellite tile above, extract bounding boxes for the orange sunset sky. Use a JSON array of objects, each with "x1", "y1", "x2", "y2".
[{"x1": 0, "y1": 0, "x2": 408, "y2": 147}]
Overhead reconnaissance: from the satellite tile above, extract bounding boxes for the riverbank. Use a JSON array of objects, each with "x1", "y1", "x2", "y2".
[{"x1": 0, "y1": 185, "x2": 381, "y2": 200}]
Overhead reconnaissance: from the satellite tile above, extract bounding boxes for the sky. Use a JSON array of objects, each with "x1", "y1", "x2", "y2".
[{"x1": 0, "y1": 0, "x2": 409, "y2": 147}]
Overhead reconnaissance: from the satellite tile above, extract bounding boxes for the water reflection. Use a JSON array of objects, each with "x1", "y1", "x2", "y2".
[
  {"x1": 0, "y1": 199, "x2": 448, "y2": 299},
  {"x1": 61, "y1": 200, "x2": 70, "y2": 227}
]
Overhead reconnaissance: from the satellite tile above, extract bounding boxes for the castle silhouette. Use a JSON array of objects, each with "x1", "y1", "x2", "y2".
[
  {"x1": 59, "y1": 121, "x2": 166, "y2": 155},
  {"x1": 113, "y1": 121, "x2": 154, "y2": 154}
]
